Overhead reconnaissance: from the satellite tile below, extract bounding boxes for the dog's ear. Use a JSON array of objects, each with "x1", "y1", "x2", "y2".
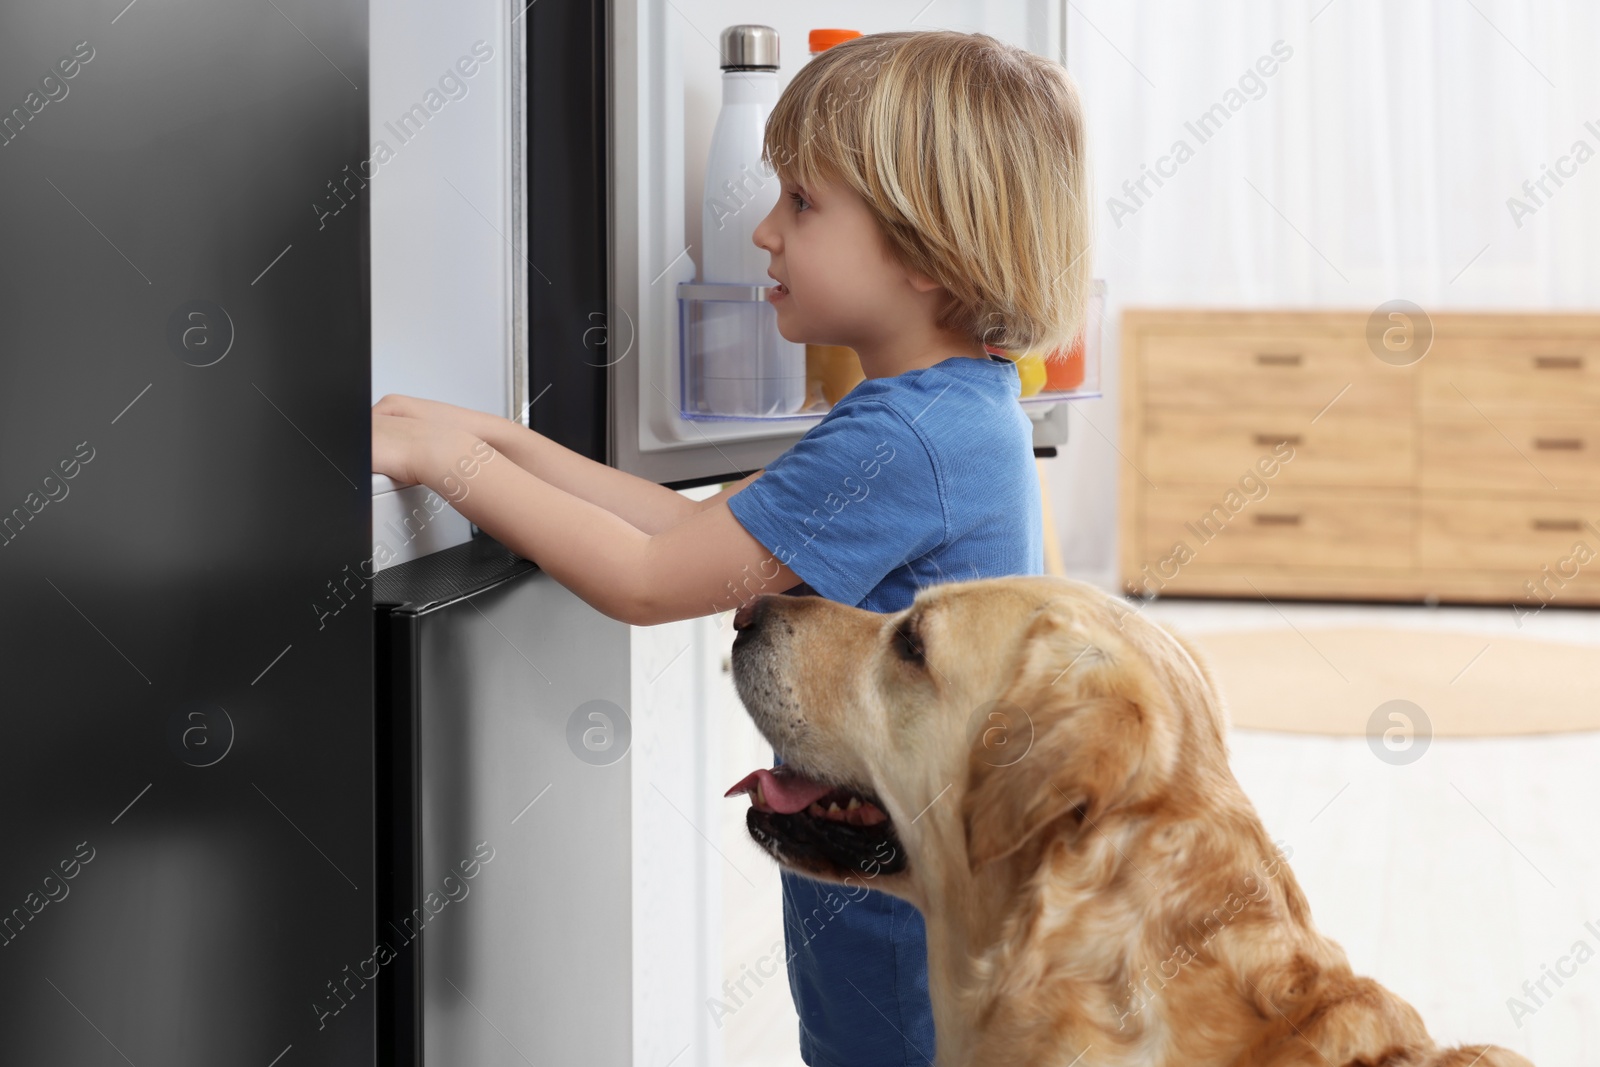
[{"x1": 962, "y1": 599, "x2": 1177, "y2": 873}]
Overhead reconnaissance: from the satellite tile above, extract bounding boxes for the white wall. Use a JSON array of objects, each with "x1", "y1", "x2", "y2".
[{"x1": 1050, "y1": 0, "x2": 1600, "y2": 588}]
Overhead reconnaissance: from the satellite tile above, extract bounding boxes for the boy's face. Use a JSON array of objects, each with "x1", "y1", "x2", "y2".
[{"x1": 752, "y1": 173, "x2": 935, "y2": 350}]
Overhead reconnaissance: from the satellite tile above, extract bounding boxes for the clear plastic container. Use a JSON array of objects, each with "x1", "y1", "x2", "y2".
[{"x1": 677, "y1": 282, "x2": 822, "y2": 420}]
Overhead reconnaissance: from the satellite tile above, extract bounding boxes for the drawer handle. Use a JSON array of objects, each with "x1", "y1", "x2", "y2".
[
  {"x1": 1253, "y1": 513, "x2": 1303, "y2": 527},
  {"x1": 1532, "y1": 518, "x2": 1583, "y2": 532},
  {"x1": 1253, "y1": 433, "x2": 1302, "y2": 447},
  {"x1": 1534, "y1": 354, "x2": 1584, "y2": 370},
  {"x1": 1533, "y1": 437, "x2": 1584, "y2": 451},
  {"x1": 1255, "y1": 352, "x2": 1303, "y2": 367}
]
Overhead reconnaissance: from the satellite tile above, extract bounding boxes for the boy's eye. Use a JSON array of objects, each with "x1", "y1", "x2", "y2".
[{"x1": 788, "y1": 190, "x2": 809, "y2": 212}]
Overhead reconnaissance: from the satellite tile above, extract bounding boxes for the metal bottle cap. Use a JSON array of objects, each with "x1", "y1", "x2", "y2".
[{"x1": 720, "y1": 25, "x2": 779, "y2": 71}]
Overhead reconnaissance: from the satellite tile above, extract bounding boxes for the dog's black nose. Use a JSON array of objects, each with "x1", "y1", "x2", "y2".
[{"x1": 733, "y1": 595, "x2": 770, "y2": 633}]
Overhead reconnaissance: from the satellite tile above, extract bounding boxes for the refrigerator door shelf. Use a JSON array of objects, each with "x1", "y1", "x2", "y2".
[{"x1": 672, "y1": 278, "x2": 1105, "y2": 434}]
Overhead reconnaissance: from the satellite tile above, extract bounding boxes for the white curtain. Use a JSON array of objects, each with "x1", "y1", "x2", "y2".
[{"x1": 1049, "y1": 0, "x2": 1600, "y2": 585}]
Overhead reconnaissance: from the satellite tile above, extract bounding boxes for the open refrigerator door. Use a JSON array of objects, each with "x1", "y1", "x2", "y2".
[{"x1": 610, "y1": 0, "x2": 1104, "y2": 486}]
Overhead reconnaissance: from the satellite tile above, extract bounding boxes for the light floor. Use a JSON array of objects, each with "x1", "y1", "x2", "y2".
[{"x1": 713, "y1": 596, "x2": 1600, "y2": 1067}]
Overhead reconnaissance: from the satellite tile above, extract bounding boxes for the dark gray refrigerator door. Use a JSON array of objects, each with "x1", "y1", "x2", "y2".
[{"x1": 0, "y1": 2, "x2": 374, "y2": 1065}]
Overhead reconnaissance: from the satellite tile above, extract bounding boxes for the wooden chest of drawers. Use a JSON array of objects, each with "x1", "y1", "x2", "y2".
[{"x1": 1119, "y1": 310, "x2": 1600, "y2": 607}]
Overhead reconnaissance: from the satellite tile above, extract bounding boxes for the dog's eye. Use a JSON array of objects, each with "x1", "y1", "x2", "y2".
[{"x1": 891, "y1": 619, "x2": 925, "y2": 666}]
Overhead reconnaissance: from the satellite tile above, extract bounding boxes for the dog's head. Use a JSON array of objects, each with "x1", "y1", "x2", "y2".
[{"x1": 726, "y1": 575, "x2": 1230, "y2": 907}]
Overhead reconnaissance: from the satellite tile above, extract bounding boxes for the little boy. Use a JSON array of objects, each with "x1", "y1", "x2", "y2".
[{"x1": 372, "y1": 28, "x2": 1089, "y2": 1066}]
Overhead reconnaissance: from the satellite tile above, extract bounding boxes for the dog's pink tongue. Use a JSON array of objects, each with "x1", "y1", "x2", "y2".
[{"x1": 724, "y1": 767, "x2": 834, "y2": 814}]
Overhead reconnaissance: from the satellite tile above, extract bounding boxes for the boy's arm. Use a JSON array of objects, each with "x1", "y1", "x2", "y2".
[
  {"x1": 375, "y1": 394, "x2": 712, "y2": 534},
  {"x1": 692, "y1": 469, "x2": 763, "y2": 512},
  {"x1": 414, "y1": 428, "x2": 802, "y2": 625}
]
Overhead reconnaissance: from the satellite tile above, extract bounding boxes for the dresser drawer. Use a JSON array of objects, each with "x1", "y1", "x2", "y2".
[
  {"x1": 1141, "y1": 490, "x2": 1413, "y2": 570},
  {"x1": 1144, "y1": 408, "x2": 1412, "y2": 488},
  {"x1": 1421, "y1": 417, "x2": 1600, "y2": 492},
  {"x1": 1419, "y1": 496, "x2": 1600, "y2": 574},
  {"x1": 1140, "y1": 334, "x2": 1412, "y2": 411},
  {"x1": 1421, "y1": 336, "x2": 1600, "y2": 415}
]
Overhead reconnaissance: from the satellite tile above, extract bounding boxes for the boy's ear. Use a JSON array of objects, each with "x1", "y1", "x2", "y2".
[{"x1": 905, "y1": 267, "x2": 943, "y2": 293}]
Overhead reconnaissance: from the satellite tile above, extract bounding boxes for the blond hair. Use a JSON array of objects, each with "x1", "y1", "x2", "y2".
[{"x1": 763, "y1": 30, "x2": 1092, "y2": 356}]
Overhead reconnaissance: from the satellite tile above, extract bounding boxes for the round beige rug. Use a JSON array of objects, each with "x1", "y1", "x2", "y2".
[{"x1": 1178, "y1": 628, "x2": 1600, "y2": 736}]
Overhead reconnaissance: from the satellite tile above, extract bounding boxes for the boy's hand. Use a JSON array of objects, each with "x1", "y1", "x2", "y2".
[
  {"x1": 372, "y1": 412, "x2": 443, "y2": 486},
  {"x1": 373, "y1": 393, "x2": 498, "y2": 438},
  {"x1": 373, "y1": 392, "x2": 439, "y2": 419}
]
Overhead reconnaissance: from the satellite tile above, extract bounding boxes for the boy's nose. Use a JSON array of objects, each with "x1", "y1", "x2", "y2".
[{"x1": 751, "y1": 203, "x2": 780, "y2": 252}]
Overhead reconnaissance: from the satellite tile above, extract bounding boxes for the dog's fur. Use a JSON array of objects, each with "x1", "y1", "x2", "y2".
[{"x1": 730, "y1": 575, "x2": 1533, "y2": 1067}]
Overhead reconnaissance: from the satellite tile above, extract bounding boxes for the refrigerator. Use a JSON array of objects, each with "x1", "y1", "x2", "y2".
[
  {"x1": 368, "y1": 7, "x2": 1092, "y2": 1065},
  {"x1": 2, "y1": 0, "x2": 1086, "y2": 1064}
]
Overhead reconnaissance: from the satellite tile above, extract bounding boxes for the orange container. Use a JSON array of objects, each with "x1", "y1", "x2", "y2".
[
  {"x1": 1045, "y1": 333, "x2": 1086, "y2": 392},
  {"x1": 809, "y1": 28, "x2": 862, "y2": 51}
]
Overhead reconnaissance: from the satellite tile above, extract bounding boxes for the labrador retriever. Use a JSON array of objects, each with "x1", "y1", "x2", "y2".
[{"x1": 725, "y1": 575, "x2": 1532, "y2": 1067}]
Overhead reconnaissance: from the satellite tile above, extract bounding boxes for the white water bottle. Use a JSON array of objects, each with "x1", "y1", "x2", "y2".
[{"x1": 698, "y1": 24, "x2": 806, "y2": 416}]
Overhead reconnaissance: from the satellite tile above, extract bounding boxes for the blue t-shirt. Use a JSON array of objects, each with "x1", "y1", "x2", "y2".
[{"x1": 727, "y1": 353, "x2": 1043, "y2": 613}]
